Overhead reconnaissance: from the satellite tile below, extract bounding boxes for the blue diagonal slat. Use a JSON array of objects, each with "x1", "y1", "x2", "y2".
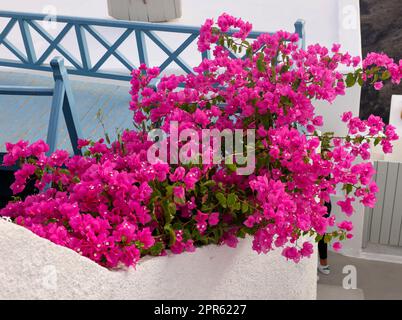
[
  {"x1": 159, "y1": 33, "x2": 198, "y2": 73},
  {"x1": 75, "y1": 24, "x2": 91, "y2": 70},
  {"x1": 28, "y1": 21, "x2": 81, "y2": 69},
  {"x1": 144, "y1": 30, "x2": 193, "y2": 74},
  {"x1": 90, "y1": 28, "x2": 133, "y2": 72},
  {"x1": 0, "y1": 18, "x2": 17, "y2": 43},
  {"x1": 18, "y1": 18, "x2": 36, "y2": 63},
  {"x1": 2, "y1": 39, "x2": 27, "y2": 63},
  {"x1": 84, "y1": 25, "x2": 134, "y2": 72},
  {"x1": 0, "y1": 18, "x2": 27, "y2": 63}
]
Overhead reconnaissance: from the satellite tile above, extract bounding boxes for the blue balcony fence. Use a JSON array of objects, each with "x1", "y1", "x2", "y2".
[
  {"x1": 0, "y1": 10, "x2": 305, "y2": 153},
  {"x1": 0, "y1": 11, "x2": 305, "y2": 81}
]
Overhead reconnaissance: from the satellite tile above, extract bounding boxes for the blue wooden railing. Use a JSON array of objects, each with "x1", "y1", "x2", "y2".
[
  {"x1": 0, "y1": 11, "x2": 305, "y2": 81},
  {"x1": 0, "y1": 57, "x2": 82, "y2": 155}
]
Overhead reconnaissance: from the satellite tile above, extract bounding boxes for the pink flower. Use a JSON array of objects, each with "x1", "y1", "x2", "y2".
[
  {"x1": 173, "y1": 186, "x2": 185, "y2": 199},
  {"x1": 244, "y1": 215, "x2": 256, "y2": 228},
  {"x1": 193, "y1": 109, "x2": 210, "y2": 127},
  {"x1": 195, "y1": 211, "x2": 208, "y2": 233},
  {"x1": 333, "y1": 242, "x2": 342, "y2": 251},
  {"x1": 208, "y1": 212, "x2": 219, "y2": 226},
  {"x1": 282, "y1": 246, "x2": 301, "y2": 263},
  {"x1": 337, "y1": 220, "x2": 353, "y2": 232},
  {"x1": 337, "y1": 197, "x2": 355, "y2": 216},
  {"x1": 183, "y1": 168, "x2": 200, "y2": 190},
  {"x1": 300, "y1": 242, "x2": 314, "y2": 258},
  {"x1": 374, "y1": 81, "x2": 383, "y2": 90},
  {"x1": 170, "y1": 166, "x2": 186, "y2": 182},
  {"x1": 312, "y1": 116, "x2": 323, "y2": 126},
  {"x1": 222, "y1": 231, "x2": 239, "y2": 248},
  {"x1": 331, "y1": 43, "x2": 341, "y2": 53},
  {"x1": 341, "y1": 111, "x2": 353, "y2": 122},
  {"x1": 136, "y1": 228, "x2": 155, "y2": 249}
]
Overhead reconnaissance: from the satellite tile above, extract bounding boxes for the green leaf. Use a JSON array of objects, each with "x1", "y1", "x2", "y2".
[
  {"x1": 162, "y1": 200, "x2": 176, "y2": 224},
  {"x1": 165, "y1": 185, "x2": 173, "y2": 197},
  {"x1": 381, "y1": 70, "x2": 391, "y2": 81},
  {"x1": 149, "y1": 242, "x2": 164, "y2": 256},
  {"x1": 357, "y1": 75, "x2": 364, "y2": 86},
  {"x1": 172, "y1": 221, "x2": 183, "y2": 230},
  {"x1": 343, "y1": 184, "x2": 353, "y2": 195},
  {"x1": 164, "y1": 224, "x2": 176, "y2": 246},
  {"x1": 215, "y1": 192, "x2": 227, "y2": 208},
  {"x1": 374, "y1": 137, "x2": 382, "y2": 146},
  {"x1": 246, "y1": 47, "x2": 253, "y2": 59},
  {"x1": 315, "y1": 234, "x2": 323, "y2": 242},
  {"x1": 345, "y1": 73, "x2": 356, "y2": 87},
  {"x1": 218, "y1": 36, "x2": 225, "y2": 46},
  {"x1": 227, "y1": 193, "x2": 237, "y2": 209},
  {"x1": 226, "y1": 163, "x2": 237, "y2": 172},
  {"x1": 241, "y1": 202, "x2": 249, "y2": 214},
  {"x1": 168, "y1": 202, "x2": 176, "y2": 217},
  {"x1": 203, "y1": 180, "x2": 216, "y2": 188},
  {"x1": 237, "y1": 228, "x2": 247, "y2": 239},
  {"x1": 324, "y1": 234, "x2": 331, "y2": 244},
  {"x1": 256, "y1": 52, "x2": 266, "y2": 72}
]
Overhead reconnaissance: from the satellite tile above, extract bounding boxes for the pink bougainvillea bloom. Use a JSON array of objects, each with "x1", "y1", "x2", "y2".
[
  {"x1": 337, "y1": 197, "x2": 355, "y2": 216},
  {"x1": 170, "y1": 166, "x2": 186, "y2": 182},
  {"x1": 374, "y1": 81, "x2": 384, "y2": 90},
  {"x1": 300, "y1": 242, "x2": 314, "y2": 258},
  {"x1": 333, "y1": 242, "x2": 342, "y2": 251},
  {"x1": 173, "y1": 186, "x2": 185, "y2": 199},
  {"x1": 208, "y1": 212, "x2": 219, "y2": 226},
  {"x1": 282, "y1": 246, "x2": 301, "y2": 263},
  {"x1": 337, "y1": 220, "x2": 353, "y2": 232}
]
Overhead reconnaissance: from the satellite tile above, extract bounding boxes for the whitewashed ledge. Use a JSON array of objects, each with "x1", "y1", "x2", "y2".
[{"x1": 0, "y1": 220, "x2": 317, "y2": 299}]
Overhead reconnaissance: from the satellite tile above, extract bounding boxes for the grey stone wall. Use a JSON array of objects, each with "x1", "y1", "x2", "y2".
[{"x1": 359, "y1": 0, "x2": 402, "y2": 123}]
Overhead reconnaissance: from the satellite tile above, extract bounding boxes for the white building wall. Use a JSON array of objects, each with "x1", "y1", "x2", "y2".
[{"x1": 386, "y1": 95, "x2": 402, "y2": 162}]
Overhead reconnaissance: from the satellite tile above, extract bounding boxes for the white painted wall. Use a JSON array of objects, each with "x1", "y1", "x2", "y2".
[
  {"x1": 0, "y1": 220, "x2": 317, "y2": 299},
  {"x1": 385, "y1": 95, "x2": 402, "y2": 162},
  {"x1": 311, "y1": 0, "x2": 364, "y2": 257}
]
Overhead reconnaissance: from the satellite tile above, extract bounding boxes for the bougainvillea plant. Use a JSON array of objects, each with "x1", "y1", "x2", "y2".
[{"x1": 1, "y1": 13, "x2": 401, "y2": 268}]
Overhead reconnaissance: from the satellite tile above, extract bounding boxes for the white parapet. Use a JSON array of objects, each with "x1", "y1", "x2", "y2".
[
  {"x1": 0, "y1": 220, "x2": 317, "y2": 299},
  {"x1": 385, "y1": 95, "x2": 402, "y2": 162}
]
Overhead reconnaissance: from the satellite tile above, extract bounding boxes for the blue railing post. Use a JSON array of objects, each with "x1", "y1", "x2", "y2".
[
  {"x1": 135, "y1": 30, "x2": 149, "y2": 68},
  {"x1": 294, "y1": 19, "x2": 306, "y2": 50},
  {"x1": 75, "y1": 24, "x2": 91, "y2": 70},
  {"x1": 0, "y1": 56, "x2": 82, "y2": 156},
  {"x1": 49, "y1": 57, "x2": 83, "y2": 155}
]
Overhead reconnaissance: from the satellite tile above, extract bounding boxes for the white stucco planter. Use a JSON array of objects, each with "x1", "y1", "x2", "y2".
[
  {"x1": 107, "y1": 0, "x2": 182, "y2": 22},
  {"x1": 0, "y1": 220, "x2": 317, "y2": 299}
]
